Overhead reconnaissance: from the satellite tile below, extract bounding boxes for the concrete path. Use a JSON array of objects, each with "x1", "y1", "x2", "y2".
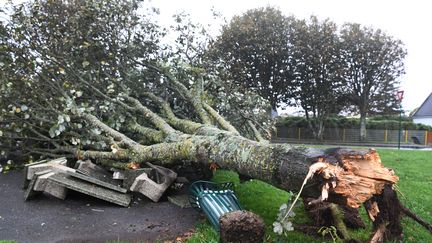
[{"x1": 0, "y1": 171, "x2": 200, "y2": 243}]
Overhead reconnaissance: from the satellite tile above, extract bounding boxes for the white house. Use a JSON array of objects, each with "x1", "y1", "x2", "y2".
[{"x1": 412, "y1": 92, "x2": 432, "y2": 126}]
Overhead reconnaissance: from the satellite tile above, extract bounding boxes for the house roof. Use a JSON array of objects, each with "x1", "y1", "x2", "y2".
[{"x1": 413, "y1": 92, "x2": 432, "y2": 118}]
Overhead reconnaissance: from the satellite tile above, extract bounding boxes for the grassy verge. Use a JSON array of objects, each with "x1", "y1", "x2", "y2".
[{"x1": 188, "y1": 149, "x2": 432, "y2": 242}]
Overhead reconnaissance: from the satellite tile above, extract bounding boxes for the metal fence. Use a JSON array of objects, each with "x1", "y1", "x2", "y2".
[{"x1": 275, "y1": 126, "x2": 431, "y2": 146}]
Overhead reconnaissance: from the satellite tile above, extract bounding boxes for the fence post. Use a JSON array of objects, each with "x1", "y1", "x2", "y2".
[
  {"x1": 384, "y1": 130, "x2": 388, "y2": 143},
  {"x1": 298, "y1": 128, "x2": 301, "y2": 140},
  {"x1": 425, "y1": 131, "x2": 428, "y2": 146},
  {"x1": 342, "y1": 129, "x2": 346, "y2": 142},
  {"x1": 405, "y1": 130, "x2": 408, "y2": 143}
]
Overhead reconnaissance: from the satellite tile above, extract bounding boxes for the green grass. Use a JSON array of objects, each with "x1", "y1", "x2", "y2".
[{"x1": 188, "y1": 149, "x2": 432, "y2": 242}]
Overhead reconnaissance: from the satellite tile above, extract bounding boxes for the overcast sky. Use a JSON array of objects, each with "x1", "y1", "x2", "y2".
[
  {"x1": 1, "y1": 0, "x2": 430, "y2": 113},
  {"x1": 153, "y1": 0, "x2": 432, "y2": 113}
]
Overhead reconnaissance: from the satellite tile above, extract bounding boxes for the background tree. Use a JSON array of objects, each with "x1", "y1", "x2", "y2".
[
  {"x1": 290, "y1": 16, "x2": 344, "y2": 139},
  {"x1": 339, "y1": 23, "x2": 407, "y2": 141},
  {"x1": 208, "y1": 7, "x2": 294, "y2": 113}
]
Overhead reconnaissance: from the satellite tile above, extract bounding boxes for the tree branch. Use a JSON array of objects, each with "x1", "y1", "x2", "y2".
[
  {"x1": 121, "y1": 95, "x2": 178, "y2": 136},
  {"x1": 127, "y1": 121, "x2": 165, "y2": 144},
  {"x1": 203, "y1": 103, "x2": 239, "y2": 134},
  {"x1": 142, "y1": 92, "x2": 231, "y2": 136},
  {"x1": 247, "y1": 120, "x2": 267, "y2": 143},
  {"x1": 78, "y1": 113, "x2": 139, "y2": 148},
  {"x1": 129, "y1": 59, "x2": 211, "y2": 124}
]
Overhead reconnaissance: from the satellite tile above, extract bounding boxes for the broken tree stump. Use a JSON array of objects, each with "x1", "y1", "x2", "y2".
[{"x1": 219, "y1": 210, "x2": 265, "y2": 243}]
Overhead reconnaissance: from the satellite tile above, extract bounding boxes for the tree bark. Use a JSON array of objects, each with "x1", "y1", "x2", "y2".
[{"x1": 359, "y1": 111, "x2": 367, "y2": 141}]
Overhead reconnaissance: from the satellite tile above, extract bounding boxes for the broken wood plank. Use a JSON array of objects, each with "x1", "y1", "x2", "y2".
[
  {"x1": 47, "y1": 173, "x2": 131, "y2": 207},
  {"x1": 23, "y1": 159, "x2": 48, "y2": 188},
  {"x1": 24, "y1": 170, "x2": 51, "y2": 201},
  {"x1": 76, "y1": 160, "x2": 120, "y2": 185},
  {"x1": 25, "y1": 157, "x2": 67, "y2": 180},
  {"x1": 62, "y1": 170, "x2": 127, "y2": 193}
]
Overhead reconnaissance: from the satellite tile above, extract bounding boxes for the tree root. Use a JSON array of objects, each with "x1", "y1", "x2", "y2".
[
  {"x1": 303, "y1": 198, "x2": 365, "y2": 240},
  {"x1": 366, "y1": 184, "x2": 403, "y2": 242},
  {"x1": 400, "y1": 203, "x2": 432, "y2": 234}
]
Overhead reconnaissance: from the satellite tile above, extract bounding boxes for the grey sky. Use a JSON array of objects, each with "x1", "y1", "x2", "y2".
[{"x1": 153, "y1": 0, "x2": 432, "y2": 113}]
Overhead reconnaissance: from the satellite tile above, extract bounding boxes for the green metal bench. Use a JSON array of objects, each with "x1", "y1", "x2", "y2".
[{"x1": 188, "y1": 180, "x2": 243, "y2": 230}]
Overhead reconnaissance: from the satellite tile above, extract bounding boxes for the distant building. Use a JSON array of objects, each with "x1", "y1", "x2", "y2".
[{"x1": 412, "y1": 92, "x2": 432, "y2": 126}]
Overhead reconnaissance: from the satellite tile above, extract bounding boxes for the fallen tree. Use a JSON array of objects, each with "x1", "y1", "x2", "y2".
[
  {"x1": 2, "y1": 59, "x2": 405, "y2": 240},
  {"x1": 1, "y1": 1, "x2": 430, "y2": 241}
]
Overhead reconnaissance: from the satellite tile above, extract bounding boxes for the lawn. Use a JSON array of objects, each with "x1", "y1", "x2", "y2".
[{"x1": 188, "y1": 149, "x2": 432, "y2": 242}]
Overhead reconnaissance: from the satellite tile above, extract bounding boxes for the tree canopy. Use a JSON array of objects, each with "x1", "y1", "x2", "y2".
[
  {"x1": 207, "y1": 7, "x2": 294, "y2": 111},
  {"x1": 340, "y1": 23, "x2": 407, "y2": 140},
  {"x1": 209, "y1": 8, "x2": 407, "y2": 140},
  {"x1": 289, "y1": 16, "x2": 344, "y2": 139}
]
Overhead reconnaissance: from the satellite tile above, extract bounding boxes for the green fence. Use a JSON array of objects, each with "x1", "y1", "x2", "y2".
[{"x1": 274, "y1": 127, "x2": 430, "y2": 145}]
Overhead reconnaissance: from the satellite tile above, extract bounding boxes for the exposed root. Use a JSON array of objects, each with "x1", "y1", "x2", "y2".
[
  {"x1": 367, "y1": 184, "x2": 403, "y2": 242},
  {"x1": 369, "y1": 223, "x2": 387, "y2": 243},
  {"x1": 364, "y1": 200, "x2": 380, "y2": 222},
  {"x1": 400, "y1": 204, "x2": 432, "y2": 234},
  {"x1": 339, "y1": 205, "x2": 365, "y2": 229},
  {"x1": 303, "y1": 198, "x2": 365, "y2": 240}
]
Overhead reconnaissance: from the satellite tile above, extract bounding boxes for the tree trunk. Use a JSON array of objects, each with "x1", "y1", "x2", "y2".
[
  {"x1": 76, "y1": 133, "x2": 398, "y2": 206},
  {"x1": 359, "y1": 112, "x2": 367, "y2": 141}
]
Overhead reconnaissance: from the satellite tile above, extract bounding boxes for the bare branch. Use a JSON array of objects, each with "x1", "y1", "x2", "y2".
[
  {"x1": 142, "y1": 92, "x2": 227, "y2": 136},
  {"x1": 121, "y1": 95, "x2": 178, "y2": 136},
  {"x1": 129, "y1": 59, "x2": 211, "y2": 124},
  {"x1": 127, "y1": 121, "x2": 165, "y2": 144},
  {"x1": 247, "y1": 120, "x2": 267, "y2": 143},
  {"x1": 203, "y1": 103, "x2": 239, "y2": 134}
]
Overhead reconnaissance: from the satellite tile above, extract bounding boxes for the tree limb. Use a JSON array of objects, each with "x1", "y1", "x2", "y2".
[
  {"x1": 78, "y1": 113, "x2": 139, "y2": 148},
  {"x1": 127, "y1": 121, "x2": 165, "y2": 144},
  {"x1": 129, "y1": 58, "x2": 211, "y2": 124},
  {"x1": 247, "y1": 120, "x2": 267, "y2": 143},
  {"x1": 202, "y1": 103, "x2": 239, "y2": 134},
  {"x1": 121, "y1": 95, "x2": 178, "y2": 136}
]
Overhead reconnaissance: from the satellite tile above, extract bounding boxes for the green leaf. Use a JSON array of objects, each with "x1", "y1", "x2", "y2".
[{"x1": 82, "y1": 60, "x2": 90, "y2": 68}]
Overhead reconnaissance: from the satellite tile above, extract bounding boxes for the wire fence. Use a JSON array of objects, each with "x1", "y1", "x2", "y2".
[{"x1": 274, "y1": 126, "x2": 432, "y2": 146}]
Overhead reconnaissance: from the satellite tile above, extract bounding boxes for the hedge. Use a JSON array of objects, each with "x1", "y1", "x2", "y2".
[{"x1": 275, "y1": 116, "x2": 432, "y2": 131}]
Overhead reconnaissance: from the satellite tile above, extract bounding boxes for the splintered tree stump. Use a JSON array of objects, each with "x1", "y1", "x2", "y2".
[
  {"x1": 299, "y1": 148, "x2": 404, "y2": 241},
  {"x1": 219, "y1": 210, "x2": 265, "y2": 243}
]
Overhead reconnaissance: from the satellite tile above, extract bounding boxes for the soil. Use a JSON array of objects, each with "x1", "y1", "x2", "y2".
[{"x1": 0, "y1": 170, "x2": 200, "y2": 243}]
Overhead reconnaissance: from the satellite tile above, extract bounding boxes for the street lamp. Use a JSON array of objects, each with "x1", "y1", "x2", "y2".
[{"x1": 396, "y1": 90, "x2": 404, "y2": 150}]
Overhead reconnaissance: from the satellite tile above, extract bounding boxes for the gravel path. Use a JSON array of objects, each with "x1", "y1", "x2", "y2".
[{"x1": 0, "y1": 171, "x2": 200, "y2": 243}]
